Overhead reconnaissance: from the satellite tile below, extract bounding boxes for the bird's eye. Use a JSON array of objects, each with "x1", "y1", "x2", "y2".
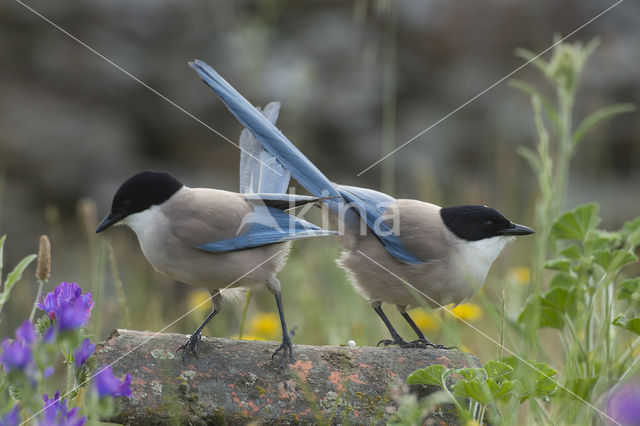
[{"x1": 484, "y1": 219, "x2": 495, "y2": 228}]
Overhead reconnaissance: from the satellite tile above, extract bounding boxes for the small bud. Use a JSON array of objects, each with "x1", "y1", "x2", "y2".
[{"x1": 36, "y1": 235, "x2": 51, "y2": 282}]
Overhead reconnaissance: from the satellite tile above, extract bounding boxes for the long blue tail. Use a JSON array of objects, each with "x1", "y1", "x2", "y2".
[{"x1": 190, "y1": 60, "x2": 421, "y2": 264}]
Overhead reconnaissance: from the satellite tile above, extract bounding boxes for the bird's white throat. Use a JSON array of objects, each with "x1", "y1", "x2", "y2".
[
  {"x1": 454, "y1": 235, "x2": 514, "y2": 289},
  {"x1": 121, "y1": 205, "x2": 163, "y2": 243}
]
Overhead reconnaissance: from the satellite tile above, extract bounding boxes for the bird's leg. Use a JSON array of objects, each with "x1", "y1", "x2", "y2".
[
  {"x1": 177, "y1": 291, "x2": 221, "y2": 361},
  {"x1": 399, "y1": 310, "x2": 457, "y2": 350},
  {"x1": 374, "y1": 304, "x2": 412, "y2": 348},
  {"x1": 271, "y1": 292, "x2": 294, "y2": 369}
]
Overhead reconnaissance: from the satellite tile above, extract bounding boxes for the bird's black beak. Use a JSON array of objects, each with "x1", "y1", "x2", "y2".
[
  {"x1": 96, "y1": 211, "x2": 125, "y2": 233},
  {"x1": 499, "y1": 222, "x2": 535, "y2": 236}
]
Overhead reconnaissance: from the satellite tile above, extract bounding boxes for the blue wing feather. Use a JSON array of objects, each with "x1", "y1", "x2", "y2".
[
  {"x1": 199, "y1": 207, "x2": 337, "y2": 253},
  {"x1": 239, "y1": 101, "x2": 290, "y2": 194},
  {"x1": 190, "y1": 60, "x2": 421, "y2": 264}
]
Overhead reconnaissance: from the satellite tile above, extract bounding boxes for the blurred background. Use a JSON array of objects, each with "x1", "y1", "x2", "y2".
[{"x1": 1, "y1": 0, "x2": 638, "y2": 360}]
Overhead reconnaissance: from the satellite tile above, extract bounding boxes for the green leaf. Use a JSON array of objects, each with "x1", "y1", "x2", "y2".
[
  {"x1": 518, "y1": 295, "x2": 565, "y2": 329},
  {"x1": 509, "y1": 80, "x2": 560, "y2": 131},
  {"x1": 0, "y1": 253, "x2": 37, "y2": 313},
  {"x1": 613, "y1": 315, "x2": 640, "y2": 336},
  {"x1": 622, "y1": 217, "x2": 640, "y2": 246},
  {"x1": 594, "y1": 249, "x2": 637, "y2": 272},
  {"x1": 406, "y1": 364, "x2": 450, "y2": 387},
  {"x1": 572, "y1": 103, "x2": 635, "y2": 148},
  {"x1": 548, "y1": 273, "x2": 578, "y2": 288},
  {"x1": 532, "y1": 362, "x2": 558, "y2": 400},
  {"x1": 543, "y1": 259, "x2": 573, "y2": 273},
  {"x1": 457, "y1": 367, "x2": 485, "y2": 381},
  {"x1": 487, "y1": 379, "x2": 517, "y2": 402},
  {"x1": 560, "y1": 244, "x2": 582, "y2": 259},
  {"x1": 551, "y1": 203, "x2": 600, "y2": 240},
  {"x1": 588, "y1": 230, "x2": 621, "y2": 252},
  {"x1": 483, "y1": 360, "x2": 514, "y2": 380},
  {"x1": 452, "y1": 379, "x2": 492, "y2": 405},
  {"x1": 617, "y1": 278, "x2": 640, "y2": 303},
  {"x1": 541, "y1": 287, "x2": 576, "y2": 314}
]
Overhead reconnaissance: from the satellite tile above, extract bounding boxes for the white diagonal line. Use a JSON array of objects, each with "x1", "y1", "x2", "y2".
[
  {"x1": 22, "y1": 249, "x2": 284, "y2": 425},
  {"x1": 357, "y1": 0, "x2": 625, "y2": 176},
  {"x1": 12, "y1": 0, "x2": 281, "y2": 177},
  {"x1": 355, "y1": 249, "x2": 621, "y2": 425}
]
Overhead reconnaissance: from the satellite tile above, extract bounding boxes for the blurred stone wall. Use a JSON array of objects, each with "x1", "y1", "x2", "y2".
[{"x1": 1, "y1": 0, "x2": 639, "y2": 260}]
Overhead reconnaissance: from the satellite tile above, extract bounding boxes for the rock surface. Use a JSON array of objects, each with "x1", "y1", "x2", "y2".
[{"x1": 96, "y1": 329, "x2": 479, "y2": 425}]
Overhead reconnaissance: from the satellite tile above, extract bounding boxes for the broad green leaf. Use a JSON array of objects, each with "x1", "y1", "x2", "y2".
[
  {"x1": 518, "y1": 295, "x2": 565, "y2": 329},
  {"x1": 457, "y1": 367, "x2": 484, "y2": 381},
  {"x1": 622, "y1": 217, "x2": 640, "y2": 246},
  {"x1": 595, "y1": 249, "x2": 637, "y2": 272},
  {"x1": 543, "y1": 259, "x2": 572, "y2": 273},
  {"x1": 613, "y1": 315, "x2": 640, "y2": 336},
  {"x1": 533, "y1": 361, "x2": 558, "y2": 400},
  {"x1": 588, "y1": 230, "x2": 621, "y2": 252},
  {"x1": 487, "y1": 379, "x2": 517, "y2": 402},
  {"x1": 551, "y1": 203, "x2": 599, "y2": 240},
  {"x1": 572, "y1": 103, "x2": 635, "y2": 148},
  {"x1": 560, "y1": 244, "x2": 582, "y2": 260},
  {"x1": 509, "y1": 80, "x2": 560, "y2": 131},
  {"x1": 0, "y1": 253, "x2": 37, "y2": 312},
  {"x1": 542, "y1": 287, "x2": 576, "y2": 314},
  {"x1": 452, "y1": 379, "x2": 492, "y2": 405},
  {"x1": 548, "y1": 273, "x2": 579, "y2": 288},
  {"x1": 617, "y1": 278, "x2": 640, "y2": 303},
  {"x1": 406, "y1": 364, "x2": 450, "y2": 387},
  {"x1": 500, "y1": 358, "x2": 557, "y2": 402},
  {"x1": 483, "y1": 360, "x2": 513, "y2": 380}
]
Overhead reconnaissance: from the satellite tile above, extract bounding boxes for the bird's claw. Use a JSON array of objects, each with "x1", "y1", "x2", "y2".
[
  {"x1": 406, "y1": 339, "x2": 458, "y2": 350},
  {"x1": 378, "y1": 337, "x2": 456, "y2": 350},
  {"x1": 272, "y1": 329, "x2": 295, "y2": 370},
  {"x1": 176, "y1": 333, "x2": 202, "y2": 361}
]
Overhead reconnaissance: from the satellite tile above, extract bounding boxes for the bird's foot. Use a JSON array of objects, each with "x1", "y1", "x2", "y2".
[
  {"x1": 272, "y1": 327, "x2": 295, "y2": 370},
  {"x1": 176, "y1": 332, "x2": 202, "y2": 361},
  {"x1": 378, "y1": 337, "x2": 457, "y2": 350},
  {"x1": 377, "y1": 337, "x2": 410, "y2": 348},
  {"x1": 407, "y1": 339, "x2": 458, "y2": 350}
]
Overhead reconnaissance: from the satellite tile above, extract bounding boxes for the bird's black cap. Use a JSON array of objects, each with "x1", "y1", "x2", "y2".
[
  {"x1": 96, "y1": 171, "x2": 183, "y2": 233},
  {"x1": 440, "y1": 205, "x2": 535, "y2": 241}
]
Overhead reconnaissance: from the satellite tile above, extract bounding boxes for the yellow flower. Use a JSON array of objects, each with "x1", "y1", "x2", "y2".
[
  {"x1": 187, "y1": 290, "x2": 213, "y2": 313},
  {"x1": 448, "y1": 303, "x2": 483, "y2": 321},
  {"x1": 466, "y1": 420, "x2": 481, "y2": 426},
  {"x1": 248, "y1": 312, "x2": 280, "y2": 340},
  {"x1": 508, "y1": 266, "x2": 531, "y2": 285},
  {"x1": 409, "y1": 309, "x2": 440, "y2": 333}
]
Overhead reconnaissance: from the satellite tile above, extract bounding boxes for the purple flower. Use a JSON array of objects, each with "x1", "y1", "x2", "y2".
[
  {"x1": 73, "y1": 339, "x2": 95, "y2": 368},
  {"x1": 1, "y1": 338, "x2": 32, "y2": 372},
  {"x1": 94, "y1": 366, "x2": 132, "y2": 398},
  {"x1": 37, "y1": 282, "x2": 93, "y2": 331},
  {"x1": 0, "y1": 406, "x2": 19, "y2": 426},
  {"x1": 15, "y1": 321, "x2": 36, "y2": 344},
  {"x1": 606, "y1": 380, "x2": 640, "y2": 426},
  {"x1": 41, "y1": 391, "x2": 85, "y2": 426}
]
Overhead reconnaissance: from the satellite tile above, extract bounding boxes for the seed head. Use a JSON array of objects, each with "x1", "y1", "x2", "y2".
[{"x1": 36, "y1": 235, "x2": 51, "y2": 282}]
